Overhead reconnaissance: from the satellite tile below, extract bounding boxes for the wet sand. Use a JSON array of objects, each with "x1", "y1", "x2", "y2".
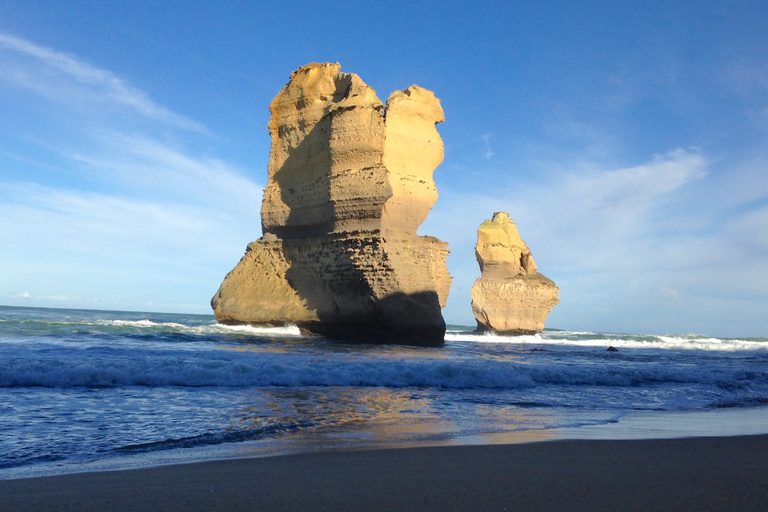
[{"x1": 2, "y1": 435, "x2": 768, "y2": 511}]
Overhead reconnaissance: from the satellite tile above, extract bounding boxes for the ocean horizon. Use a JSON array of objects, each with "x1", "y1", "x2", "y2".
[{"x1": 2, "y1": 304, "x2": 768, "y2": 480}]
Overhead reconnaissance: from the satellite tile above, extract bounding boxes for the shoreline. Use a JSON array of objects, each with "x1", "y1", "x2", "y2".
[
  {"x1": 2, "y1": 434, "x2": 768, "y2": 511},
  {"x1": 4, "y1": 405, "x2": 768, "y2": 482}
]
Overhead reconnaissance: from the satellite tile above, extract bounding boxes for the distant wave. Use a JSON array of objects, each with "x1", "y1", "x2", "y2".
[
  {"x1": 445, "y1": 330, "x2": 768, "y2": 351},
  {"x1": 96, "y1": 319, "x2": 303, "y2": 337},
  {"x1": 3, "y1": 314, "x2": 763, "y2": 350},
  {"x1": 0, "y1": 318, "x2": 303, "y2": 337},
  {"x1": 98, "y1": 319, "x2": 189, "y2": 328}
]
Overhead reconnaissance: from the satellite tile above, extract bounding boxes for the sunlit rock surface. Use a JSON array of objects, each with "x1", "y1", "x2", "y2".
[
  {"x1": 470, "y1": 212, "x2": 559, "y2": 334},
  {"x1": 212, "y1": 63, "x2": 451, "y2": 346}
]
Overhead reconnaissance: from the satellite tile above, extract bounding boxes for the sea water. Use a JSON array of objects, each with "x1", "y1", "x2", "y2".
[{"x1": 2, "y1": 305, "x2": 768, "y2": 479}]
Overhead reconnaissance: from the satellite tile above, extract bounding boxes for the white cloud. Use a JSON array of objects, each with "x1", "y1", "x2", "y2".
[
  {"x1": 430, "y1": 148, "x2": 708, "y2": 272},
  {"x1": 0, "y1": 33, "x2": 207, "y2": 133},
  {"x1": 0, "y1": 34, "x2": 261, "y2": 313},
  {"x1": 425, "y1": 148, "x2": 768, "y2": 335},
  {"x1": 38, "y1": 295, "x2": 70, "y2": 302},
  {"x1": 529, "y1": 149, "x2": 708, "y2": 270},
  {"x1": 481, "y1": 133, "x2": 494, "y2": 159},
  {"x1": 69, "y1": 133, "x2": 263, "y2": 208},
  {"x1": 0, "y1": 181, "x2": 256, "y2": 263},
  {"x1": 0, "y1": 180, "x2": 260, "y2": 313}
]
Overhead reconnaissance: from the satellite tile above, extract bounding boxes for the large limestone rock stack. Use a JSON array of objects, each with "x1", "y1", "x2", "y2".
[
  {"x1": 212, "y1": 63, "x2": 452, "y2": 346},
  {"x1": 470, "y1": 212, "x2": 559, "y2": 334}
]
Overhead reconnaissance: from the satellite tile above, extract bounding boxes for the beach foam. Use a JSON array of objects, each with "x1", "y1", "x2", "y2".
[{"x1": 445, "y1": 329, "x2": 768, "y2": 351}]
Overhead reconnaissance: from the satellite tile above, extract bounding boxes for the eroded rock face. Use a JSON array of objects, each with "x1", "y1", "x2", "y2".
[
  {"x1": 212, "y1": 63, "x2": 451, "y2": 346},
  {"x1": 470, "y1": 212, "x2": 559, "y2": 334},
  {"x1": 261, "y1": 62, "x2": 444, "y2": 238}
]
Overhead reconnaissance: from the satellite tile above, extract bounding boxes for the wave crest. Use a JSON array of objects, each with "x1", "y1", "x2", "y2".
[
  {"x1": 3, "y1": 351, "x2": 767, "y2": 391},
  {"x1": 445, "y1": 330, "x2": 768, "y2": 351}
]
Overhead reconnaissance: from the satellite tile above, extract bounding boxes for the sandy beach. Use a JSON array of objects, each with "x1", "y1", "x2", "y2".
[{"x1": 2, "y1": 435, "x2": 768, "y2": 511}]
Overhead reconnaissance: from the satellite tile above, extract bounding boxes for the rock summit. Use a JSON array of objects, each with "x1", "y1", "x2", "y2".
[
  {"x1": 470, "y1": 212, "x2": 559, "y2": 334},
  {"x1": 211, "y1": 63, "x2": 451, "y2": 346}
]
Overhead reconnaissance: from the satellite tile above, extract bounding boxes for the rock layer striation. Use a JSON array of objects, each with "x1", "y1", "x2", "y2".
[
  {"x1": 470, "y1": 212, "x2": 559, "y2": 334},
  {"x1": 212, "y1": 63, "x2": 451, "y2": 346}
]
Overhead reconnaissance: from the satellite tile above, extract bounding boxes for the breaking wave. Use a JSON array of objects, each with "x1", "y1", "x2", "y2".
[
  {"x1": 3, "y1": 348, "x2": 768, "y2": 392},
  {"x1": 95, "y1": 319, "x2": 303, "y2": 337},
  {"x1": 445, "y1": 330, "x2": 768, "y2": 352},
  {"x1": 0, "y1": 317, "x2": 303, "y2": 337}
]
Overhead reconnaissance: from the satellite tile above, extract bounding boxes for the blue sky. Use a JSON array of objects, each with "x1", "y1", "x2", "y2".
[{"x1": 1, "y1": 1, "x2": 767, "y2": 336}]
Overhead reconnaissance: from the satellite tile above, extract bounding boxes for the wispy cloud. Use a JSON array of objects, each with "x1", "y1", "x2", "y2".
[
  {"x1": 535, "y1": 149, "x2": 708, "y2": 255},
  {"x1": 0, "y1": 33, "x2": 207, "y2": 133},
  {"x1": 428, "y1": 148, "x2": 708, "y2": 270},
  {"x1": 0, "y1": 34, "x2": 261, "y2": 313},
  {"x1": 424, "y1": 148, "x2": 758, "y2": 333},
  {"x1": 0, "y1": 180, "x2": 259, "y2": 313},
  {"x1": 4, "y1": 292, "x2": 32, "y2": 300},
  {"x1": 0, "y1": 181, "x2": 251, "y2": 260},
  {"x1": 481, "y1": 133, "x2": 494, "y2": 159},
  {"x1": 70, "y1": 132, "x2": 263, "y2": 208},
  {"x1": 38, "y1": 294, "x2": 70, "y2": 302}
]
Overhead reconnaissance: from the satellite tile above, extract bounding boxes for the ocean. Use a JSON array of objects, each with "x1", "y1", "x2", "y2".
[{"x1": 2, "y1": 305, "x2": 768, "y2": 480}]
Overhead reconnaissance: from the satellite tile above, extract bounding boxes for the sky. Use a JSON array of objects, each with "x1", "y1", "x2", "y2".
[{"x1": 1, "y1": 1, "x2": 767, "y2": 337}]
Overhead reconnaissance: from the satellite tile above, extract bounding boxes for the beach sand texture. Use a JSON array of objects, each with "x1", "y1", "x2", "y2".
[{"x1": 2, "y1": 435, "x2": 768, "y2": 512}]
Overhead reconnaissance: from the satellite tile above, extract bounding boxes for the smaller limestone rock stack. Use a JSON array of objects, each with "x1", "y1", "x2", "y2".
[{"x1": 470, "y1": 212, "x2": 559, "y2": 334}]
